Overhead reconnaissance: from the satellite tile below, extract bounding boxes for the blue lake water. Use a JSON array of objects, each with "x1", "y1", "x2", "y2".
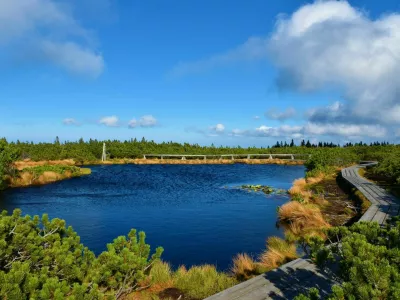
[{"x1": 0, "y1": 164, "x2": 304, "y2": 271}]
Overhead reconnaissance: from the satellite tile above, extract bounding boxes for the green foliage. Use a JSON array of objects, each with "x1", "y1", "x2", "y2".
[
  {"x1": 149, "y1": 261, "x2": 173, "y2": 285},
  {"x1": 8, "y1": 138, "x2": 400, "y2": 164},
  {"x1": 22, "y1": 165, "x2": 82, "y2": 176},
  {"x1": 0, "y1": 209, "x2": 163, "y2": 299},
  {"x1": 370, "y1": 154, "x2": 400, "y2": 184},
  {"x1": 294, "y1": 288, "x2": 320, "y2": 300},
  {"x1": 292, "y1": 193, "x2": 305, "y2": 203},
  {"x1": 305, "y1": 149, "x2": 359, "y2": 175},
  {"x1": 0, "y1": 139, "x2": 19, "y2": 189},
  {"x1": 174, "y1": 265, "x2": 237, "y2": 299},
  {"x1": 298, "y1": 221, "x2": 400, "y2": 300}
]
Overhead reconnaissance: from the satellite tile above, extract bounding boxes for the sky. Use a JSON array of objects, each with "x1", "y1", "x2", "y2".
[{"x1": 1, "y1": 0, "x2": 400, "y2": 146}]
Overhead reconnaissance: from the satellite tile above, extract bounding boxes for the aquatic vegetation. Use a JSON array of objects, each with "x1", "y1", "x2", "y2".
[{"x1": 223, "y1": 184, "x2": 288, "y2": 196}]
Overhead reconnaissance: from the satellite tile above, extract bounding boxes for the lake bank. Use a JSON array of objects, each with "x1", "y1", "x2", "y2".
[{"x1": 8, "y1": 163, "x2": 91, "y2": 188}]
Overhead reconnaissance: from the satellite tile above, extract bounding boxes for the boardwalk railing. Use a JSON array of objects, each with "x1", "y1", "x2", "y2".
[
  {"x1": 143, "y1": 154, "x2": 311, "y2": 161},
  {"x1": 205, "y1": 162, "x2": 400, "y2": 300}
]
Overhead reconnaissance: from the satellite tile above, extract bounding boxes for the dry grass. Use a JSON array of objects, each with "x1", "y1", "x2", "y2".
[
  {"x1": 10, "y1": 171, "x2": 63, "y2": 186},
  {"x1": 278, "y1": 201, "x2": 330, "y2": 238},
  {"x1": 288, "y1": 178, "x2": 307, "y2": 195},
  {"x1": 14, "y1": 159, "x2": 76, "y2": 170},
  {"x1": 259, "y1": 237, "x2": 298, "y2": 270},
  {"x1": 231, "y1": 253, "x2": 258, "y2": 280}
]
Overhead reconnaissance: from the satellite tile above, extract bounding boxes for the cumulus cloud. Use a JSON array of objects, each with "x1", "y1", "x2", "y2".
[
  {"x1": 265, "y1": 107, "x2": 296, "y2": 122},
  {"x1": 173, "y1": 1, "x2": 400, "y2": 140},
  {"x1": 128, "y1": 115, "x2": 158, "y2": 128},
  {"x1": 253, "y1": 116, "x2": 261, "y2": 120},
  {"x1": 269, "y1": 0, "x2": 400, "y2": 125},
  {"x1": 99, "y1": 115, "x2": 119, "y2": 127},
  {"x1": 0, "y1": 0, "x2": 104, "y2": 77}
]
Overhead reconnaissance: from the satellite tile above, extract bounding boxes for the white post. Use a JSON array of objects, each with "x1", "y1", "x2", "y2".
[
  {"x1": 143, "y1": 155, "x2": 146, "y2": 159},
  {"x1": 102, "y1": 143, "x2": 106, "y2": 162},
  {"x1": 204, "y1": 155, "x2": 206, "y2": 161},
  {"x1": 247, "y1": 154, "x2": 250, "y2": 159},
  {"x1": 291, "y1": 155, "x2": 294, "y2": 160},
  {"x1": 182, "y1": 156, "x2": 186, "y2": 160},
  {"x1": 269, "y1": 154, "x2": 273, "y2": 160}
]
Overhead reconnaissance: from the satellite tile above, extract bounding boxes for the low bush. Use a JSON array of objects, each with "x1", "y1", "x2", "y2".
[
  {"x1": 0, "y1": 209, "x2": 163, "y2": 299},
  {"x1": 295, "y1": 220, "x2": 400, "y2": 299},
  {"x1": 174, "y1": 265, "x2": 237, "y2": 299}
]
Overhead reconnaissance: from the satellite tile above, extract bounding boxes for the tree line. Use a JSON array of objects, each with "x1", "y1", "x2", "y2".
[{"x1": 3, "y1": 137, "x2": 400, "y2": 163}]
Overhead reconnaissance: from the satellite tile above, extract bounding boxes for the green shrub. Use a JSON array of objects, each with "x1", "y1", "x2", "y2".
[
  {"x1": 22, "y1": 165, "x2": 82, "y2": 176},
  {"x1": 174, "y1": 265, "x2": 237, "y2": 299},
  {"x1": 296, "y1": 220, "x2": 400, "y2": 299},
  {"x1": 150, "y1": 261, "x2": 173, "y2": 285},
  {"x1": 0, "y1": 209, "x2": 163, "y2": 299}
]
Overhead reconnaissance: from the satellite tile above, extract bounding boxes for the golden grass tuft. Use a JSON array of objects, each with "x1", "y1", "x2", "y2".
[
  {"x1": 278, "y1": 202, "x2": 330, "y2": 238},
  {"x1": 14, "y1": 159, "x2": 76, "y2": 170},
  {"x1": 259, "y1": 237, "x2": 298, "y2": 270},
  {"x1": 288, "y1": 178, "x2": 307, "y2": 195},
  {"x1": 231, "y1": 253, "x2": 258, "y2": 280}
]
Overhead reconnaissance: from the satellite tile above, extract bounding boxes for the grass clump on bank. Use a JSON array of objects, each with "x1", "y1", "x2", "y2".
[
  {"x1": 9, "y1": 164, "x2": 91, "y2": 187},
  {"x1": 260, "y1": 237, "x2": 298, "y2": 270},
  {"x1": 174, "y1": 265, "x2": 237, "y2": 299}
]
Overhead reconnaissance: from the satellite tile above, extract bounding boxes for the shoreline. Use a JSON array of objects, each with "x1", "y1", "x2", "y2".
[
  {"x1": 86, "y1": 158, "x2": 305, "y2": 166},
  {"x1": 8, "y1": 163, "x2": 91, "y2": 188},
  {"x1": 7, "y1": 158, "x2": 303, "y2": 189}
]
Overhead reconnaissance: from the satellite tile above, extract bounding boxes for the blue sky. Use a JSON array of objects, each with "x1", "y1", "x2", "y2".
[{"x1": 1, "y1": 0, "x2": 400, "y2": 146}]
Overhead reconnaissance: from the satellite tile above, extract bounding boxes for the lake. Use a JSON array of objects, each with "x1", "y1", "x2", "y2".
[{"x1": 0, "y1": 164, "x2": 304, "y2": 271}]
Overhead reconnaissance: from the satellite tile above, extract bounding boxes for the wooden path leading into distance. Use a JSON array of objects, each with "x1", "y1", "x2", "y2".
[{"x1": 205, "y1": 162, "x2": 400, "y2": 300}]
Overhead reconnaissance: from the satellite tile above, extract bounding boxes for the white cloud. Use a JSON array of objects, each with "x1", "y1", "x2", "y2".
[
  {"x1": 99, "y1": 115, "x2": 119, "y2": 127},
  {"x1": 230, "y1": 122, "x2": 386, "y2": 139},
  {"x1": 128, "y1": 115, "x2": 157, "y2": 128},
  {"x1": 40, "y1": 41, "x2": 104, "y2": 78},
  {"x1": 253, "y1": 116, "x2": 261, "y2": 120},
  {"x1": 269, "y1": 0, "x2": 400, "y2": 125},
  {"x1": 0, "y1": 0, "x2": 104, "y2": 77},
  {"x1": 63, "y1": 118, "x2": 79, "y2": 126},
  {"x1": 304, "y1": 123, "x2": 387, "y2": 138},
  {"x1": 265, "y1": 107, "x2": 296, "y2": 122},
  {"x1": 210, "y1": 123, "x2": 225, "y2": 133},
  {"x1": 172, "y1": 1, "x2": 400, "y2": 139}
]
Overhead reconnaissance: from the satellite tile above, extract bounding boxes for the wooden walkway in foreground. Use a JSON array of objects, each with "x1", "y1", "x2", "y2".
[{"x1": 205, "y1": 163, "x2": 400, "y2": 300}]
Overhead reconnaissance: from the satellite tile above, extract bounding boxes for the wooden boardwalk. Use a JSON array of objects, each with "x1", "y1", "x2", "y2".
[
  {"x1": 205, "y1": 163, "x2": 400, "y2": 300},
  {"x1": 142, "y1": 154, "x2": 310, "y2": 161},
  {"x1": 341, "y1": 162, "x2": 400, "y2": 224}
]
